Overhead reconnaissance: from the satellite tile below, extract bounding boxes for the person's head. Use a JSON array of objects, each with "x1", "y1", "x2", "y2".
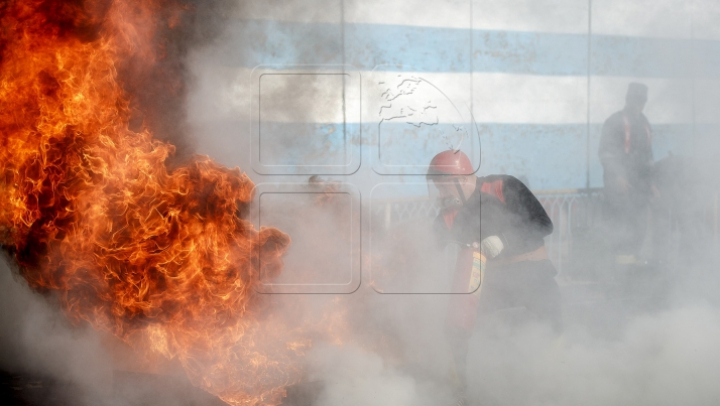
[
  {"x1": 625, "y1": 82, "x2": 648, "y2": 116},
  {"x1": 427, "y1": 150, "x2": 477, "y2": 209}
]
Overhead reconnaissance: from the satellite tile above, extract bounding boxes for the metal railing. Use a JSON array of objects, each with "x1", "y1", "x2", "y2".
[
  {"x1": 371, "y1": 187, "x2": 720, "y2": 280},
  {"x1": 373, "y1": 197, "x2": 441, "y2": 229},
  {"x1": 370, "y1": 188, "x2": 603, "y2": 277},
  {"x1": 534, "y1": 189, "x2": 603, "y2": 276}
]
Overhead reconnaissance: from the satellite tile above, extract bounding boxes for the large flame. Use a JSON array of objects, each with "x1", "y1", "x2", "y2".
[{"x1": 0, "y1": 0, "x2": 305, "y2": 404}]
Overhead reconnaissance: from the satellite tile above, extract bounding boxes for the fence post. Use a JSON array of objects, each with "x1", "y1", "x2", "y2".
[
  {"x1": 558, "y1": 199, "x2": 565, "y2": 277},
  {"x1": 714, "y1": 190, "x2": 718, "y2": 246}
]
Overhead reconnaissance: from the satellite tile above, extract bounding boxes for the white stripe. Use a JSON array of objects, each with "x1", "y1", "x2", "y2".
[
  {"x1": 232, "y1": 0, "x2": 471, "y2": 28},
  {"x1": 186, "y1": 63, "x2": 704, "y2": 125},
  {"x1": 233, "y1": 0, "x2": 343, "y2": 25},
  {"x1": 345, "y1": 0, "x2": 472, "y2": 29},
  {"x1": 692, "y1": 79, "x2": 720, "y2": 124},
  {"x1": 591, "y1": 0, "x2": 693, "y2": 40},
  {"x1": 691, "y1": 2, "x2": 720, "y2": 41},
  {"x1": 185, "y1": 63, "x2": 249, "y2": 124},
  {"x1": 473, "y1": 0, "x2": 588, "y2": 34},
  {"x1": 589, "y1": 76, "x2": 695, "y2": 124},
  {"x1": 472, "y1": 73, "x2": 587, "y2": 124},
  {"x1": 235, "y1": 0, "x2": 585, "y2": 33},
  {"x1": 228, "y1": 0, "x2": 720, "y2": 40}
]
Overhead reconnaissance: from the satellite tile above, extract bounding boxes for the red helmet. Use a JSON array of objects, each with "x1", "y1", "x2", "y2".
[{"x1": 427, "y1": 150, "x2": 473, "y2": 176}]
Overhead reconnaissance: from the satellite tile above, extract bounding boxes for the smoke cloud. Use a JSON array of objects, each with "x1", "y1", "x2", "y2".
[
  {"x1": 0, "y1": 258, "x2": 112, "y2": 404},
  {"x1": 3, "y1": 0, "x2": 720, "y2": 405}
]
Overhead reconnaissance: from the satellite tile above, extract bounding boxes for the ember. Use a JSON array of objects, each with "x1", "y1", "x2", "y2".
[{"x1": 0, "y1": 0, "x2": 305, "y2": 404}]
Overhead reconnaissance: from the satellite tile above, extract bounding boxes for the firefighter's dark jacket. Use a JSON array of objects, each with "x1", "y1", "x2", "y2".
[
  {"x1": 599, "y1": 110, "x2": 653, "y2": 192},
  {"x1": 434, "y1": 175, "x2": 553, "y2": 258}
]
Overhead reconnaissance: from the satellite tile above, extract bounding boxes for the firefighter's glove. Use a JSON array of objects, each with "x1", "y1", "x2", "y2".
[{"x1": 480, "y1": 235, "x2": 504, "y2": 259}]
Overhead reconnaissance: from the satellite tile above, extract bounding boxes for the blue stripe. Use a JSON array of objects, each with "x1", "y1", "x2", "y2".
[
  {"x1": 694, "y1": 39, "x2": 720, "y2": 78},
  {"x1": 474, "y1": 30, "x2": 587, "y2": 75},
  {"x1": 251, "y1": 121, "x2": 702, "y2": 190},
  {"x1": 220, "y1": 20, "x2": 719, "y2": 77}
]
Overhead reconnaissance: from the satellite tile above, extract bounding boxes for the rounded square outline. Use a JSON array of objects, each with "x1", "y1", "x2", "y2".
[
  {"x1": 252, "y1": 182, "x2": 361, "y2": 294},
  {"x1": 366, "y1": 66, "x2": 482, "y2": 176},
  {"x1": 369, "y1": 182, "x2": 483, "y2": 294},
  {"x1": 250, "y1": 65, "x2": 362, "y2": 175}
]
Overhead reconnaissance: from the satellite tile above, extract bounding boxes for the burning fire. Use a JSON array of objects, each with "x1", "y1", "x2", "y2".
[{"x1": 0, "y1": 0, "x2": 306, "y2": 404}]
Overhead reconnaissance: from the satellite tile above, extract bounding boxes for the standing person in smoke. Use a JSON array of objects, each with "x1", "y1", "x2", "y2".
[
  {"x1": 427, "y1": 150, "x2": 562, "y2": 406},
  {"x1": 599, "y1": 82, "x2": 655, "y2": 265}
]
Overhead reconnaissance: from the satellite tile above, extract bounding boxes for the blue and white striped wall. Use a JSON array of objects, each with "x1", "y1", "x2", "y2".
[{"x1": 188, "y1": 0, "x2": 720, "y2": 197}]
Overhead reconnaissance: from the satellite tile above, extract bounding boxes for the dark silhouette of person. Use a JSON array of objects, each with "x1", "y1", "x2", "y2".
[{"x1": 599, "y1": 82, "x2": 654, "y2": 263}]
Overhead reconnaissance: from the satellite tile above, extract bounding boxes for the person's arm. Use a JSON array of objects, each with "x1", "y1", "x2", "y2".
[
  {"x1": 645, "y1": 116, "x2": 654, "y2": 163},
  {"x1": 599, "y1": 115, "x2": 627, "y2": 184},
  {"x1": 500, "y1": 176, "x2": 553, "y2": 248}
]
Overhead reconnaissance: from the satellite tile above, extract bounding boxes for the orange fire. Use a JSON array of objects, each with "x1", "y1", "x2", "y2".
[{"x1": 0, "y1": 0, "x2": 306, "y2": 404}]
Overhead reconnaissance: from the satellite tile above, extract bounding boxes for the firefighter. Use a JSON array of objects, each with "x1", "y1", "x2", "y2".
[
  {"x1": 599, "y1": 82, "x2": 654, "y2": 264},
  {"x1": 427, "y1": 150, "x2": 562, "y2": 405}
]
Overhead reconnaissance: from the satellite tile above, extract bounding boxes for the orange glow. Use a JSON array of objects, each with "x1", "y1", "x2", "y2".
[{"x1": 0, "y1": 0, "x2": 304, "y2": 404}]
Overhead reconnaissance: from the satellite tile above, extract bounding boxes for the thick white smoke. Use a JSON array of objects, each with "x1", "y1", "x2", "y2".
[
  {"x1": 183, "y1": 0, "x2": 720, "y2": 404},
  {"x1": 4, "y1": 0, "x2": 720, "y2": 405},
  {"x1": 0, "y1": 260, "x2": 113, "y2": 404}
]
